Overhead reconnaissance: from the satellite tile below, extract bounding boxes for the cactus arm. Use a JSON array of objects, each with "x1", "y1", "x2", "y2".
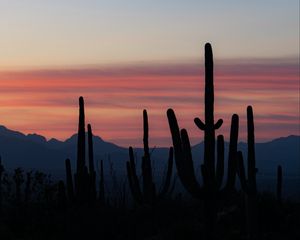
[
  {"x1": 194, "y1": 117, "x2": 206, "y2": 130},
  {"x1": 87, "y1": 124, "x2": 95, "y2": 174},
  {"x1": 159, "y1": 147, "x2": 173, "y2": 198},
  {"x1": 225, "y1": 114, "x2": 239, "y2": 191},
  {"x1": 127, "y1": 147, "x2": 142, "y2": 203},
  {"x1": 167, "y1": 108, "x2": 185, "y2": 172},
  {"x1": 194, "y1": 118, "x2": 223, "y2": 131},
  {"x1": 236, "y1": 151, "x2": 248, "y2": 192},
  {"x1": 167, "y1": 109, "x2": 203, "y2": 198},
  {"x1": 87, "y1": 124, "x2": 97, "y2": 201},
  {"x1": 180, "y1": 129, "x2": 204, "y2": 198},
  {"x1": 214, "y1": 119, "x2": 223, "y2": 129},
  {"x1": 216, "y1": 135, "x2": 224, "y2": 190}
]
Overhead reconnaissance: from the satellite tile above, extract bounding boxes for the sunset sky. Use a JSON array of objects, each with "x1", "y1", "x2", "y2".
[{"x1": 0, "y1": 1, "x2": 299, "y2": 147}]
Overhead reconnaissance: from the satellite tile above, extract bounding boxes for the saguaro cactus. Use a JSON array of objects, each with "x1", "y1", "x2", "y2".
[
  {"x1": 167, "y1": 43, "x2": 239, "y2": 197},
  {"x1": 194, "y1": 43, "x2": 223, "y2": 181},
  {"x1": 237, "y1": 105, "x2": 258, "y2": 239},
  {"x1": 127, "y1": 109, "x2": 174, "y2": 205},
  {"x1": 76, "y1": 96, "x2": 87, "y2": 202},
  {"x1": 65, "y1": 97, "x2": 100, "y2": 204},
  {"x1": 167, "y1": 43, "x2": 239, "y2": 237}
]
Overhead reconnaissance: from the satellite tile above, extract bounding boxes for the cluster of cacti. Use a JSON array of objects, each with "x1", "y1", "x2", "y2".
[
  {"x1": 65, "y1": 96, "x2": 105, "y2": 205},
  {"x1": 167, "y1": 43, "x2": 240, "y2": 236},
  {"x1": 126, "y1": 109, "x2": 174, "y2": 205}
]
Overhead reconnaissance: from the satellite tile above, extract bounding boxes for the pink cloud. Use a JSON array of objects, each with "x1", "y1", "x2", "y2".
[{"x1": 0, "y1": 58, "x2": 298, "y2": 146}]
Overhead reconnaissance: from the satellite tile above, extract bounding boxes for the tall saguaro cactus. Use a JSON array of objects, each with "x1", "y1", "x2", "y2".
[
  {"x1": 77, "y1": 97, "x2": 86, "y2": 172},
  {"x1": 237, "y1": 105, "x2": 258, "y2": 239},
  {"x1": 167, "y1": 43, "x2": 239, "y2": 237},
  {"x1": 194, "y1": 43, "x2": 223, "y2": 180},
  {"x1": 76, "y1": 96, "x2": 86, "y2": 202},
  {"x1": 127, "y1": 109, "x2": 174, "y2": 205}
]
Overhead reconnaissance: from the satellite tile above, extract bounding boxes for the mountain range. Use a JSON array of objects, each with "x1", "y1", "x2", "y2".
[{"x1": 0, "y1": 125, "x2": 299, "y2": 198}]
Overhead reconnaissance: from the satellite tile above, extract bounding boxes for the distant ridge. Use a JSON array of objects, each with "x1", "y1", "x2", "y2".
[{"x1": 0, "y1": 124, "x2": 299, "y2": 177}]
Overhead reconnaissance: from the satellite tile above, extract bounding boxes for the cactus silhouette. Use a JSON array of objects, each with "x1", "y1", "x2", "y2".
[
  {"x1": 167, "y1": 43, "x2": 239, "y2": 238},
  {"x1": 65, "y1": 158, "x2": 74, "y2": 202},
  {"x1": 127, "y1": 109, "x2": 174, "y2": 205},
  {"x1": 65, "y1": 96, "x2": 99, "y2": 204},
  {"x1": 194, "y1": 43, "x2": 223, "y2": 181},
  {"x1": 237, "y1": 105, "x2": 258, "y2": 239},
  {"x1": 87, "y1": 123, "x2": 97, "y2": 202},
  {"x1": 75, "y1": 96, "x2": 87, "y2": 203}
]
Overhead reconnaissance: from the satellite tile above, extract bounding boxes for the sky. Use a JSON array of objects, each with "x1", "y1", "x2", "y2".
[{"x1": 0, "y1": 1, "x2": 299, "y2": 147}]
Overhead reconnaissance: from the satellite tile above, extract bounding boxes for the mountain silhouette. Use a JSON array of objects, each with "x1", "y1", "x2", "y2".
[
  {"x1": 0, "y1": 125, "x2": 299, "y2": 173},
  {"x1": 0, "y1": 125, "x2": 126, "y2": 171}
]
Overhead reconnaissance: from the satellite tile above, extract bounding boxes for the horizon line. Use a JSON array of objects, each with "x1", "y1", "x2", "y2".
[{"x1": 0, "y1": 124, "x2": 298, "y2": 148}]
